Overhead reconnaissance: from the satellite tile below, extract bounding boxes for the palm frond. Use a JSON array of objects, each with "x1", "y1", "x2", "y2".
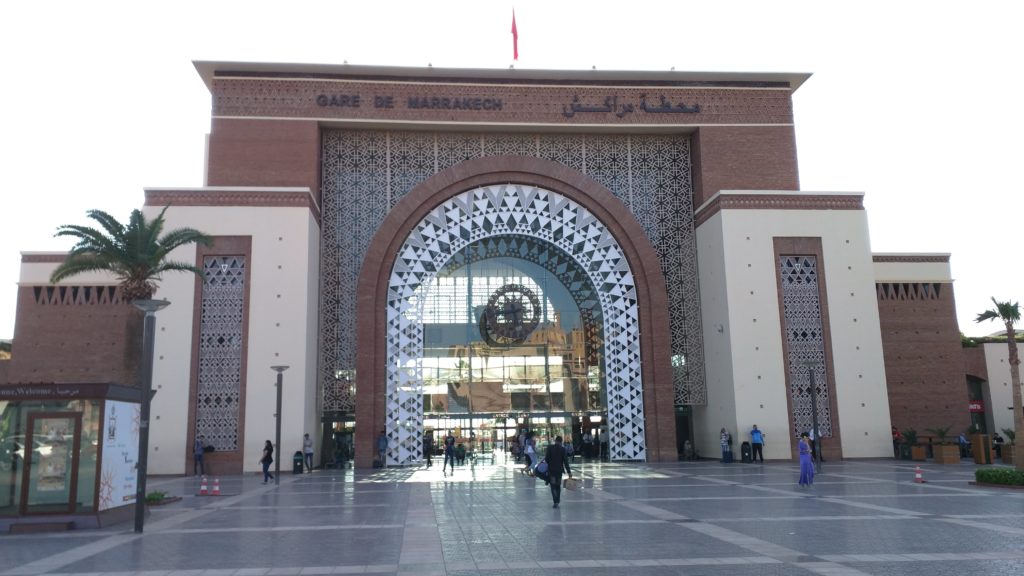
[
  {"x1": 50, "y1": 255, "x2": 117, "y2": 283},
  {"x1": 84, "y1": 210, "x2": 128, "y2": 242},
  {"x1": 976, "y1": 310, "x2": 1000, "y2": 323},
  {"x1": 158, "y1": 228, "x2": 213, "y2": 253},
  {"x1": 50, "y1": 206, "x2": 210, "y2": 296},
  {"x1": 976, "y1": 298, "x2": 1021, "y2": 324},
  {"x1": 151, "y1": 260, "x2": 205, "y2": 277}
]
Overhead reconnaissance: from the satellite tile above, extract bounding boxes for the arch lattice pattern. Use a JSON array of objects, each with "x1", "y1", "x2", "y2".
[{"x1": 386, "y1": 184, "x2": 644, "y2": 464}]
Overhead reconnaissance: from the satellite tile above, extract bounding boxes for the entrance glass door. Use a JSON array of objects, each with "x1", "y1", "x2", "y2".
[
  {"x1": 22, "y1": 414, "x2": 81, "y2": 514},
  {"x1": 418, "y1": 249, "x2": 606, "y2": 459}
]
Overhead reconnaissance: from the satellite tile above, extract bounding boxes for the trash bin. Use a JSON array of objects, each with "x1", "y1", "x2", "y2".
[
  {"x1": 292, "y1": 451, "x2": 304, "y2": 474},
  {"x1": 972, "y1": 434, "x2": 991, "y2": 465},
  {"x1": 740, "y1": 441, "x2": 752, "y2": 463}
]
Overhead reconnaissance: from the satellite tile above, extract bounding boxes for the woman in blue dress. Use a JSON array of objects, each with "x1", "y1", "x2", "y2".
[{"x1": 798, "y1": 432, "x2": 814, "y2": 486}]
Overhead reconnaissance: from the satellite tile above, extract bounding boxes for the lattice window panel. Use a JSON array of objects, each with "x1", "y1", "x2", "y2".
[
  {"x1": 320, "y1": 131, "x2": 707, "y2": 418},
  {"x1": 195, "y1": 256, "x2": 245, "y2": 451},
  {"x1": 780, "y1": 255, "x2": 833, "y2": 438}
]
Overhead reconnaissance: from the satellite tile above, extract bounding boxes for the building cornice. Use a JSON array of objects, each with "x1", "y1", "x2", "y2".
[
  {"x1": 194, "y1": 61, "x2": 811, "y2": 92},
  {"x1": 144, "y1": 187, "x2": 321, "y2": 224},
  {"x1": 872, "y1": 254, "x2": 951, "y2": 263},
  {"x1": 21, "y1": 253, "x2": 68, "y2": 264},
  {"x1": 694, "y1": 191, "x2": 864, "y2": 227}
]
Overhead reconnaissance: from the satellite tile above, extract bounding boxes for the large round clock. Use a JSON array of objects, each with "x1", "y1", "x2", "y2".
[{"x1": 479, "y1": 283, "x2": 542, "y2": 346}]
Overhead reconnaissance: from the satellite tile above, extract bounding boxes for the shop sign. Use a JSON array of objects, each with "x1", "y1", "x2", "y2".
[{"x1": 968, "y1": 401, "x2": 985, "y2": 413}]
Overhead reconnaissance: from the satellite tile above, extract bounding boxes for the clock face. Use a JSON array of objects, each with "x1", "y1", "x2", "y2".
[{"x1": 480, "y1": 283, "x2": 541, "y2": 346}]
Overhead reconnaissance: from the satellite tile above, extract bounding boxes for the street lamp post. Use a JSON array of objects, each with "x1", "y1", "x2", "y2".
[
  {"x1": 804, "y1": 361, "x2": 823, "y2": 473},
  {"x1": 271, "y1": 366, "x2": 289, "y2": 485},
  {"x1": 132, "y1": 298, "x2": 170, "y2": 534}
]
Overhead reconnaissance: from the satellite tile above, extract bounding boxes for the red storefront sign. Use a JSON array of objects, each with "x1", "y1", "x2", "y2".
[{"x1": 968, "y1": 401, "x2": 985, "y2": 413}]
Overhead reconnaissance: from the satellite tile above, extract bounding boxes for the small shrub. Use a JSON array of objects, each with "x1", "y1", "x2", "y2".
[
  {"x1": 926, "y1": 426, "x2": 953, "y2": 445},
  {"x1": 902, "y1": 429, "x2": 918, "y2": 445},
  {"x1": 1002, "y1": 428, "x2": 1016, "y2": 445},
  {"x1": 975, "y1": 468, "x2": 1024, "y2": 486},
  {"x1": 145, "y1": 491, "x2": 167, "y2": 503}
]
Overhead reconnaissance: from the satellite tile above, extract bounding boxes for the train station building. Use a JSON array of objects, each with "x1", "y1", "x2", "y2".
[{"x1": 2, "y1": 61, "x2": 1003, "y2": 480}]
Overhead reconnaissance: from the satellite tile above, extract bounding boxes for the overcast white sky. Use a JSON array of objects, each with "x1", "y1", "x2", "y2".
[{"x1": 0, "y1": 1, "x2": 1020, "y2": 340}]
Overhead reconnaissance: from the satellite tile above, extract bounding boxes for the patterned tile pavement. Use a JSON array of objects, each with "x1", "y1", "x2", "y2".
[{"x1": 2, "y1": 454, "x2": 1023, "y2": 576}]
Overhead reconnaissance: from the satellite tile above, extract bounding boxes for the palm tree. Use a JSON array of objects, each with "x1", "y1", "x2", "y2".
[
  {"x1": 976, "y1": 298, "x2": 1021, "y2": 469},
  {"x1": 50, "y1": 207, "x2": 211, "y2": 300}
]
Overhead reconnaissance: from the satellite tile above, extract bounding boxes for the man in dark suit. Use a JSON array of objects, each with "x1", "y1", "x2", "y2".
[{"x1": 543, "y1": 436, "x2": 573, "y2": 508}]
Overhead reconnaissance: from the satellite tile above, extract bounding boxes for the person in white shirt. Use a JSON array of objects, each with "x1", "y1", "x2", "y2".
[{"x1": 302, "y1": 433, "x2": 314, "y2": 473}]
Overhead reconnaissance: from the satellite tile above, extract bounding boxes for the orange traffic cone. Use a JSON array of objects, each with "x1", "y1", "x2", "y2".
[
  {"x1": 199, "y1": 475, "x2": 209, "y2": 495},
  {"x1": 914, "y1": 465, "x2": 926, "y2": 483},
  {"x1": 212, "y1": 476, "x2": 221, "y2": 496}
]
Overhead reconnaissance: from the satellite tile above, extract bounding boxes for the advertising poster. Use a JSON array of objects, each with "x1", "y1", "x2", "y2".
[
  {"x1": 35, "y1": 418, "x2": 71, "y2": 492},
  {"x1": 99, "y1": 400, "x2": 140, "y2": 511}
]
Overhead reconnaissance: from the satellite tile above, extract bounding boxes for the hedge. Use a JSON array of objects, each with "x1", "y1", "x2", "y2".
[{"x1": 975, "y1": 468, "x2": 1024, "y2": 486}]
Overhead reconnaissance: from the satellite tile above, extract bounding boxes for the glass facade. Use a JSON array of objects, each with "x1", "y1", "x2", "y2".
[
  {"x1": 0, "y1": 399, "x2": 102, "y2": 516},
  {"x1": 418, "y1": 253, "x2": 605, "y2": 452}
]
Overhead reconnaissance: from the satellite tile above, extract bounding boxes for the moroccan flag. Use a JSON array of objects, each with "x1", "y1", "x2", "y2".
[{"x1": 511, "y1": 10, "x2": 519, "y2": 60}]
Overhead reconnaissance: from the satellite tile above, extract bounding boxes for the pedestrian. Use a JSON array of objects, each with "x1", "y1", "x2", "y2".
[
  {"x1": 583, "y1": 429, "x2": 594, "y2": 457},
  {"x1": 423, "y1": 432, "x2": 434, "y2": 468},
  {"x1": 303, "y1": 432, "x2": 314, "y2": 473},
  {"x1": 376, "y1": 430, "x2": 388, "y2": 468},
  {"x1": 720, "y1": 427, "x2": 732, "y2": 462},
  {"x1": 749, "y1": 425, "x2": 765, "y2": 463},
  {"x1": 599, "y1": 427, "x2": 609, "y2": 460},
  {"x1": 543, "y1": 435, "x2": 573, "y2": 508},
  {"x1": 798, "y1": 432, "x2": 814, "y2": 486},
  {"x1": 260, "y1": 440, "x2": 274, "y2": 483},
  {"x1": 809, "y1": 426, "x2": 825, "y2": 462},
  {"x1": 522, "y1": 431, "x2": 536, "y2": 474},
  {"x1": 891, "y1": 426, "x2": 903, "y2": 458},
  {"x1": 443, "y1": 431, "x2": 456, "y2": 474},
  {"x1": 193, "y1": 435, "x2": 206, "y2": 476},
  {"x1": 958, "y1": 432, "x2": 970, "y2": 458},
  {"x1": 993, "y1": 433, "x2": 1004, "y2": 459}
]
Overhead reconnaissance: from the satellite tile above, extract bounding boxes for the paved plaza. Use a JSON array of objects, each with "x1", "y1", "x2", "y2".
[{"x1": 2, "y1": 455, "x2": 1023, "y2": 576}]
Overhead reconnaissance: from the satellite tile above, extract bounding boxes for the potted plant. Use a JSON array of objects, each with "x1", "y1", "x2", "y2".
[
  {"x1": 145, "y1": 490, "x2": 182, "y2": 506},
  {"x1": 926, "y1": 426, "x2": 960, "y2": 464},
  {"x1": 1002, "y1": 428, "x2": 1016, "y2": 465},
  {"x1": 904, "y1": 429, "x2": 926, "y2": 461}
]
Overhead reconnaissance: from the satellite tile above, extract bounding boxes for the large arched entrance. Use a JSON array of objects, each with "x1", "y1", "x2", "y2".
[{"x1": 355, "y1": 157, "x2": 675, "y2": 466}]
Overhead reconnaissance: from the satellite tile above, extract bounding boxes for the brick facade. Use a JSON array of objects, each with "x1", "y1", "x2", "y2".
[
  {"x1": 876, "y1": 281, "x2": 970, "y2": 437},
  {"x1": 7, "y1": 284, "x2": 141, "y2": 385},
  {"x1": 691, "y1": 126, "x2": 800, "y2": 209}
]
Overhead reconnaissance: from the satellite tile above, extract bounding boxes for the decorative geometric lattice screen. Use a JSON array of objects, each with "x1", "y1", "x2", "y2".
[
  {"x1": 320, "y1": 131, "x2": 706, "y2": 416},
  {"x1": 195, "y1": 256, "x2": 245, "y2": 451},
  {"x1": 779, "y1": 255, "x2": 833, "y2": 437},
  {"x1": 384, "y1": 184, "x2": 645, "y2": 465}
]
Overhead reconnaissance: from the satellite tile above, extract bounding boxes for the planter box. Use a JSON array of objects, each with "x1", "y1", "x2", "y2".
[
  {"x1": 934, "y1": 444, "x2": 961, "y2": 464},
  {"x1": 898, "y1": 444, "x2": 912, "y2": 460},
  {"x1": 911, "y1": 445, "x2": 927, "y2": 461},
  {"x1": 1004, "y1": 445, "x2": 1015, "y2": 465}
]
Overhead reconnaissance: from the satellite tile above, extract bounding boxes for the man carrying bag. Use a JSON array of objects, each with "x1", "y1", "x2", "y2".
[{"x1": 543, "y1": 436, "x2": 572, "y2": 508}]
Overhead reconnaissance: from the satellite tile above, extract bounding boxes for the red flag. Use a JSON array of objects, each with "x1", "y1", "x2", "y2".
[{"x1": 511, "y1": 10, "x2": 519, "y2": 60}]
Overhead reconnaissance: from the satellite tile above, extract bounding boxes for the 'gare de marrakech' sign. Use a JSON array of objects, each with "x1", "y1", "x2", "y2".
[{"x1": 315, "y1": 93, "x2": 701, "y2": 118}]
